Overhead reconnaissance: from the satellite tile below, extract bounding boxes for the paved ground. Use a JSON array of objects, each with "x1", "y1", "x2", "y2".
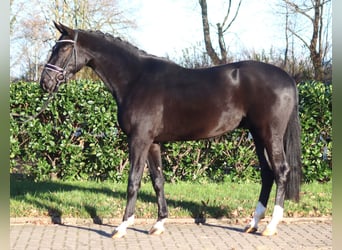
[{"x1": 10, "y1": 218, "x2": 332, "y2": 250}]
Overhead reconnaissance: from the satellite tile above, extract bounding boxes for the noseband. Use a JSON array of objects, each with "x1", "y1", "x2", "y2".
[{"x1": 43, "y1": 31, "x2": 79, "y2": 91}]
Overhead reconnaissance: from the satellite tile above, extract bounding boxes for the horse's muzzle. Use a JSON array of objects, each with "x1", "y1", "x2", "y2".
[{"x1": 40, "y1": 76, "x2": 57, "y2": 93}]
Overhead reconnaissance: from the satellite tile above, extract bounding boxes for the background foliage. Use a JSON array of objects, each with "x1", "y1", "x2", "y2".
[{"x1": 10, "y1": 80, "x2": 332, "y2": 183}]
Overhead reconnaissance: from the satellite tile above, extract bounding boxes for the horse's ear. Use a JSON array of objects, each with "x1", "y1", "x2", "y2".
[
  {"x1": 53, "y1": 21, "x2": 64, "y2": 34},
  {"x1": 53, "y1": 21, "x2": 75, "y2": 37}
]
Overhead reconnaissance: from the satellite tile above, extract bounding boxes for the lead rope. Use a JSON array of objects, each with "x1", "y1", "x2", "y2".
[{"x1": 10, "y1": 91, "x2": 56, "y2": 124}]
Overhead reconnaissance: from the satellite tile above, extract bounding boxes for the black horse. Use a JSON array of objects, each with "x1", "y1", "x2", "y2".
[{"x1": 40, "y1": 22, "x2": 302, "y2": 238}]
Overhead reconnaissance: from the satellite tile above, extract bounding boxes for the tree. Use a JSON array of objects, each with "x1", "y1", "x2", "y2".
[
  {"x1": 10, "y1": 0, "x2": 20, "y2": 36},
  {"x1": 282, "y1": 0, "x2": 331, "y2": 81},
  {"x1": 10, "y1": 0, "x2": 136, "y2": 81},
  {"x1": 38, "y1": 0, "x2": 136, "y2": 36},
  {"x1": 198, "y1": 0, "x2": 242, "y2": 65}
]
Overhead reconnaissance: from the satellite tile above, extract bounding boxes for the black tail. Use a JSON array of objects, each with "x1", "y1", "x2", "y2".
[{"x1": 284, "y1": 103, "x2": 302, "y2": 202}]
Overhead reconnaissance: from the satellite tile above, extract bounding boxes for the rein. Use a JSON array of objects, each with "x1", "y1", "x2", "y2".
[{"x1": 12, "y1": 32, "x2": 79, "y2": 124}]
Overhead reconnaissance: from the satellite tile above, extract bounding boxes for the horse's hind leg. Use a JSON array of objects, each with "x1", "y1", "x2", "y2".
[
  {"x1": 261, "y1": 135, "x2": 290, "y2": 236},
  {"x1": 147, "y1": 143, "x2": 168, "y2": 235},
  {"x1": 245, "y1": 127, "x2": 290, "y2": 236},
  {"x1": 244, "y1": 132, "x2": 274, "y2": 233}
]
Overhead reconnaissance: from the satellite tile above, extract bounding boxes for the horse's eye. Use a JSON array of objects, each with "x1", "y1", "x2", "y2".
[{"x1": 62, "y1": 46, "x2": 70, "y2": 52}]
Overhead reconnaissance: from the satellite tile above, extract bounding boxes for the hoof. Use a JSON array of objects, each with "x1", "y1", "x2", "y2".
[
  {"x1": 149, "y1": 219, "x2": 166, "y2": 236},
  {"x1": 112, "y1": 229, "x2": 126, "y2": 239},
  {"x1": 244, "y1": 225, "x2": 258, "y2": 234},
  {"x1": 149, "y1": 226, "x2": 165, "y2": 235},
  {"x1": 261, "y1": 227, "x2": 278, "y2": 236}
]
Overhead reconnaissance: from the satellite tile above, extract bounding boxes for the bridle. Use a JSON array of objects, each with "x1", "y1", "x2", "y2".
[
  {"x1": 43, "y1": 30, "x2": 79, "y2": 92},
  {"x1": 11, "y1": 31, "x2": 79, "y2": 124}
]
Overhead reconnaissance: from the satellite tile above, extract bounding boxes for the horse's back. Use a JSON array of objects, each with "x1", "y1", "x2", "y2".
[{"x1": 225, "y1": 60, "x2": 296, "y2": 89}]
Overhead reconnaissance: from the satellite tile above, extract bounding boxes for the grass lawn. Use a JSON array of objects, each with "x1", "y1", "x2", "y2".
[{"x1": 10, "y1": 175, "x2": 331, "y2": 221}]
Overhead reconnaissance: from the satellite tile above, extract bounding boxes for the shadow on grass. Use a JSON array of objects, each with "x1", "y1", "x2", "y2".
[{"x1": 10, "y1": 174, "x2": 231, "y2": 227}]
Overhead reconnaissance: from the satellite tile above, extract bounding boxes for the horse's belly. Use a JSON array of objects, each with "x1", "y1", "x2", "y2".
[
  {"x1": 155, "y1": 109, "x2": 244, "y2": 142},
  {"x1": 205, "y1": 110, "x2": 244, "y2": 137}
]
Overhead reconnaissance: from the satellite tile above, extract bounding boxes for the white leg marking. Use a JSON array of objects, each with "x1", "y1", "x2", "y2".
[
  {"x1": 127, "y1": 214, "x2": 135, "y2": 226},
  {"x1": 266, "y1": 205, "x2": 283, "y2": 231},
  {"x1": 149, "y1": 218, "x2": 166, "y2": 235},
  {"x1": 248, "y1": 201, "x2": 266, "y2": 229},
  {"x1": 112, "y1": 215, "x2": 135, "y2": 238}
]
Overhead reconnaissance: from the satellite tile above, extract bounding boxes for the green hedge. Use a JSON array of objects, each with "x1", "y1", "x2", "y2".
[{"x1": 10, "y1": 80, "x2": 332, "y2": 183}]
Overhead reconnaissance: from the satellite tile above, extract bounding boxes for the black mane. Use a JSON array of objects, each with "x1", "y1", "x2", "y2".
[{"x1": 80, "y1": 29, "x2": 168, "y2": 61}]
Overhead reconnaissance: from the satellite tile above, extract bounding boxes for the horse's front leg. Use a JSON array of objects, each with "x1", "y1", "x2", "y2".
[
  {"x1": 112, "y1": 136, "x2": 152, "y2": 238},
  {"x1": 147, "y1": 143, "x2": 168, "y2": 235}
]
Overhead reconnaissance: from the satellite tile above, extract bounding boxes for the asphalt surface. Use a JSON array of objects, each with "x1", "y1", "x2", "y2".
[{"x1": 10, "y1": 217, "x2": 332, "y2": 250}]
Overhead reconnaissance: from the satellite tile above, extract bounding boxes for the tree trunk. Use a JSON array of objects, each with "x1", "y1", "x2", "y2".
[
  {"x1": 199, "y1": 0, "x2": 221, "y2": 65},
  {"x1": 309, "y1": 0, "x2": 324, "y2": 81},
  {"x1": 217, "y1": 23, "x2": 227, "y2": 63}
]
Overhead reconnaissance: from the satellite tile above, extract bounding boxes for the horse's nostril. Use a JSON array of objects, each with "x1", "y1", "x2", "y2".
[{"x1": 40, "y1": 79, "x2": 54, "y2": 93}]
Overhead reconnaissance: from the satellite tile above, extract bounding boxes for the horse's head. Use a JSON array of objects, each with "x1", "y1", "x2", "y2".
[{"x1": 40, "y1": 22, "x2": 87, "y2": 93}]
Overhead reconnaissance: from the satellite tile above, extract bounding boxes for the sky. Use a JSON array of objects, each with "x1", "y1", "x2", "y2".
[
  {"x1": 11, "y1": 0, "x2": 317, "y2": 78},
  {"x1": 121, "y1": 0, "x2": 284, "y2": 59}
]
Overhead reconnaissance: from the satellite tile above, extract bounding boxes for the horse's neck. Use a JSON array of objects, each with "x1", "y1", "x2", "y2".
[{"x1": 87, "y1": 44, "x2": 142, "y2": 105}]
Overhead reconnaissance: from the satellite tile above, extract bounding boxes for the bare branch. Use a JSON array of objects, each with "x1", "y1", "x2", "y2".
[
  {"x1": 287, "y1": 26, "x2": 310, "y2": 49},
  {"x1": 283, "y1": 0, "x2": 314, "y2": 23},
  {"x1": 223, "y1": 0, "x2": 242, "y2": 33},
  {"x1": 221, "y1": 0, "x2": 232, "y2": 29},
  {"x1": 283, "y1": 0, "x2": 331, "y2": 81}
]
